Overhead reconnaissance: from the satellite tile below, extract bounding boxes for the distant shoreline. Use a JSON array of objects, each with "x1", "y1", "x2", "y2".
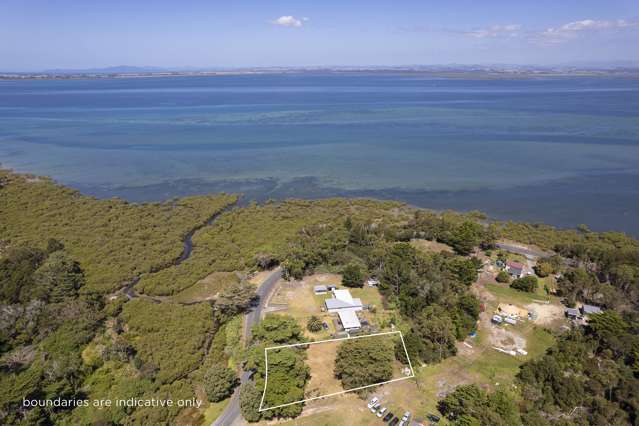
[{"x1": 3, "y1": 67, "x2": 639, "y2": 81}]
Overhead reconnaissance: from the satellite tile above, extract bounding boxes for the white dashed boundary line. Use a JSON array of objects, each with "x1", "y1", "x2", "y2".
[{"x1": 258, "y1": 330, "x2": 415, "y2": 412}]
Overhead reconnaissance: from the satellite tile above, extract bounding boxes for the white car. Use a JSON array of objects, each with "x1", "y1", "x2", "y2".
[
  {"x1": 370, "y1": 402, "x2": 381, "y2": 413},
  {"x1": 367, "y1": 397, "x2": 379, "y2": 409},
  {"x1": 402, "y1": 411, "x2": 411, "y2": 422},
  {"x1": 376, "y1": 407, "x2": 387, "y2": 418}
]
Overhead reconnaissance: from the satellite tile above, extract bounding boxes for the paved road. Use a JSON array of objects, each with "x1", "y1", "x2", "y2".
[{"x1": 213, "y1": 267, "x2": 282, "y2": 426}]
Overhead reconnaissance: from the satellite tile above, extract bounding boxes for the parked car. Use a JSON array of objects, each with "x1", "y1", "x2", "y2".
[
  {"x1": 322, "y1": 322, "x2": 329, "y2": 330},
  {"x1": 377, "y1": 407, "x2": 387, "y2": 418},
  {"x1": 370, "y1": 402, "x2": 381, "y2": 413},
  {"x1": 427, "y1": 413, "x2": 441, "y2": 423},
  {"x1": 401, "y1": 411, "x2": 411, "y2": 422},
  {"x1": 389, "y1": 417, "x2": 399, "y2": 426},
  {"x1": 367, "y1": 397, "x2": 379, "y2": 409},
  {"x1": 399, "y1": 421, "x2": 406, "y2": 426},
  {"x1": 383, "y1": 412, "x2": 394, "y2": 422}
]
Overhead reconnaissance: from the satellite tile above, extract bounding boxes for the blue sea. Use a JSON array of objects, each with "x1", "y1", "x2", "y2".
[{"x1": 1, "y1": 73, "x2": 638, "y2": 234}]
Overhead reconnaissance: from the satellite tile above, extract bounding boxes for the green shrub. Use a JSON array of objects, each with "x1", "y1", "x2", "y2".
[
  {"x1": 510, "y1": 276, "x2": 538, "y2": 293},
  {"x1": 204, "y1": 364, "x2": 239, "y2": 402},
  {"x1": 306, "y1": 316, "x2": 323, "y2": 332},
  {"x1": 496, "y1": 270, "x2": 510, "y2": 283}
]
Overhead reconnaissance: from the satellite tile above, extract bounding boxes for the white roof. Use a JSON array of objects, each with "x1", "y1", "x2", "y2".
[
  {"x1": 314, "y1": 285, "x2": 328, "y2": 292},
  {"x1": 338, "y1": 310, "x2": 361, "y2": 329},
  {"x1": 333, "y1": 289, "x2": 354, "y2": 304},
  {"x1": 325, "y1": 298, "x2": 363, "y2": 310}
]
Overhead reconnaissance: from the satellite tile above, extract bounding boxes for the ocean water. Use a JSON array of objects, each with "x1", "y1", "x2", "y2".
[{"x1": 1, "y1": 74, "x2": 638, "y2": 234}]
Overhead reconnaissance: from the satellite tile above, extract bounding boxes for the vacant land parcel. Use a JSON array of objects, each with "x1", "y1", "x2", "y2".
[{"x1": 260, "y1": 332, "x2": 414, "y2": 411}]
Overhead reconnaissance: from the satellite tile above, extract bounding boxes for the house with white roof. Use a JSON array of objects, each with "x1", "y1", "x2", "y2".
[
  {"x1": 324, "y1": 289, "x2": 363, "y2": 331},
  {"x1": 325, "y1": 289, "x2": 363, "y2": 313}
]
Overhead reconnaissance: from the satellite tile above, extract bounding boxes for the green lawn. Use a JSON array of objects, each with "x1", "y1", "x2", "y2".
[{"x1": 485, "y1": 283, "x2": 556, "y2": 305}]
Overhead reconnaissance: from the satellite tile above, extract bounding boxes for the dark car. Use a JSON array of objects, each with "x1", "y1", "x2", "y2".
[
  {"x1": 389, "y1": 417, "x2": 399, "y2": 426},
  {"x1": 383, "y1": 412, "x2": 394, "y2": 422},
  {"x1": 322, "y1": 322, "x2": 329, "y2": 330},
  {"x1": 427, "y1": 413, "x2": 441, "y2": 423}
]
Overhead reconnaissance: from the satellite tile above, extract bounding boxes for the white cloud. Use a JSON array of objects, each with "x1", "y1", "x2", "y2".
[
  {"x1": 272, "y1": 16, "x2": 307, "y2": 28},
  {"x1": 542, "y1": 19, "x2": 639, "y2": 42},
  {"x1": 464, "y1": 24, "x2": 521, "y2": 39}
]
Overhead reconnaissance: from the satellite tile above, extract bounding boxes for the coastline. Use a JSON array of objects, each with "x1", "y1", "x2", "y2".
[{"x1": 55, "y1": 171, "x2": 639, "y2": 237}]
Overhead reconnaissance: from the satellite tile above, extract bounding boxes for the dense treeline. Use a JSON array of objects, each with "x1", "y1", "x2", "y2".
[
  {"x1": 0, "y1": 241, "x2": 102, "y2": 424},
  {"x1": 516, "y1": 311, "x2": 639, "y2": 425},
  {"x1": 243, "y1": 315, "x2": 309, "y2": 420},
  {"x1": 0, "y1": 170, "x2": 237, "y2": 294},
  {"x1": 438, "y1": 384, "x2": 521, "y2": 425}
]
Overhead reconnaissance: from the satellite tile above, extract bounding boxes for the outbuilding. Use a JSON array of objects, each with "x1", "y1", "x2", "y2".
[
  {"x1": 314, "y1": 285, "x2": 328, "y2": 295},
  {"x1": 337, "y1": 309, "x2": 361, "y2": 331},
  {"x1": 581, "y1": 304, "x2": 603, "y2": 316},
  {"x1": 565, "y1": 308, "x2": 580, "y2": 319}
]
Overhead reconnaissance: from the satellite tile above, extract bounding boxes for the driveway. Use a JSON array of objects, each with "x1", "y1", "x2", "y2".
[{"x1": 213, "y1": 267, "x2": 282, "y2": 426}]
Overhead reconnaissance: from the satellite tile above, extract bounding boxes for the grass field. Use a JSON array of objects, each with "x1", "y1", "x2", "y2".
[{"x1": 485, "y1": 282, "x2": 556, "y2": 305}]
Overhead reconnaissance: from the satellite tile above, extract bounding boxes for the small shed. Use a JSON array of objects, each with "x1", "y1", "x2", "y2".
[
  {"x1": 314, "y1": 285, "x2": 328, "y2": 295},
  {"x1": 565, "y1": 308, "x2": 580, "y2": 319},
  {"x1": 367, "y1": 277, "x2": 380, "y2": 287}
]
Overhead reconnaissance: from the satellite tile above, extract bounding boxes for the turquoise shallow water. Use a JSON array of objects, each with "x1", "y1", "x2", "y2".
[{"x1": 1, "y1": 73, "x2": 638, "y2": 234}]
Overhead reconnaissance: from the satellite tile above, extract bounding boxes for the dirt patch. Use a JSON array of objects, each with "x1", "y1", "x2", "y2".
[
  {"x1": 497, "y1": 303, "x2": 528, "y2": 319},
  {"x1": 488, "y1": 326, "x2": 526, "y2": 351},
  {"x1": 526, "y1": 302, "x2": 565, "y2": 326},
  {"x1": 303, "y1": 273, "x2": 343, "y2": 286}
]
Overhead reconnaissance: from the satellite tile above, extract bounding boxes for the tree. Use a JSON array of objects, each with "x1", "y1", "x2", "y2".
[
  {"x1": 533, "y1": 256, "x2": 561, "y2": 278},
  {"x1": 342, "y1": 263, "x2": 363, "y2": 287},
  {"x1": 306, "y1": 316, "x2": 323, "y2": 333},
  {"x1": 282, "y1": 258, "x2": 305, "y2": 280},
  {"x1": 33, "y1": 250, "x2": 85, "y2": 302},
  {"x1": 204, "y1": 364, "x2": 239, "y2": 402},
  {"x1": 215, "y1": 280, "x2": 258, "y2": 317},
  {"x1": 260, "y1": 347, "x2": 308, "y2": 419},
  {"x1": 410, "y1": 306, "x2": 458, "y2": 363},
  {"x1": 449, "y1": 221, "x2": 483, "y2": 256},
  {"x1": 0, "y1": 246, "x2": 46, "y2": 303},
  {"x1": 438, "y1": 384, "x2": 521, "y2": 426},
  {"x1": 239, "y1": 382, "x2": 262, "y2": 422},
  {"x1": 334, "y1": 337, "x2": 394, "y2": 391},
  {"x1": 510, "y1": 276, "x2": 538, "y2": 293},
  {"x1": 447, "y1": 257, "x2": 480, "y2": 286},
  {"x1": 251, "y1": 314, "x2": 305, "y2": 345},
  {"x1": 496, "y1": 270, "x2": 510, "y2": 283}
]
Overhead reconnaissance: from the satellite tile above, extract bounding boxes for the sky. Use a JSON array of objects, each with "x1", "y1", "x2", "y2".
[{"x1": 2, "y1": 0, "x2": 639, "y2": 71}]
